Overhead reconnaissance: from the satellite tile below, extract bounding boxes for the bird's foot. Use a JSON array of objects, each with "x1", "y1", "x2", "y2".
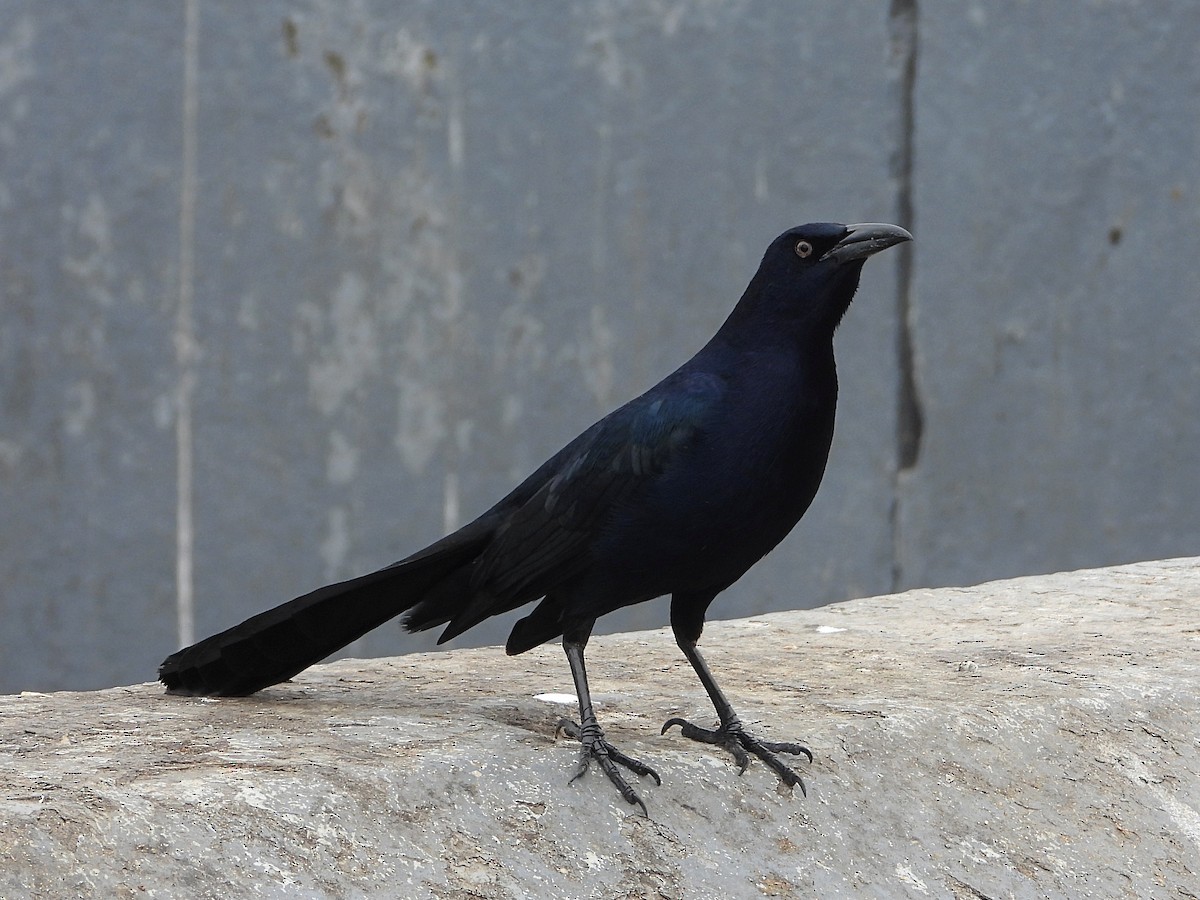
[
  {"x1": 661, "y1": 716, "x2": 812, "y2": 795},
  {"x1": 556, "y1": 718, "x2": 661, "y2": 815}
]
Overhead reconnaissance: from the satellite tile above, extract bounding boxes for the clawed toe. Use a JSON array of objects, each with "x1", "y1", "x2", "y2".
[
  {"x1": 760, "y1": 738, "x2": 814, "y2": 764},
  {"x1": 662, "y1": 716, "x2": 810, "y2": 795},
  {"x1": 557, "y1": 718, "x2": 660, "y2": 815}
]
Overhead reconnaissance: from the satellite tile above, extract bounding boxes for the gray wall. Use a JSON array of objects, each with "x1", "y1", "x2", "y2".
[{"x1": 1, "y1": 1, "x2": 1197, "y2": 693}]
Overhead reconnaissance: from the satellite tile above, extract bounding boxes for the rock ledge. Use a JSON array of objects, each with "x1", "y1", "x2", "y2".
[{"x1": 2, "y1": 559, "x2": 1198, "y2": 898}]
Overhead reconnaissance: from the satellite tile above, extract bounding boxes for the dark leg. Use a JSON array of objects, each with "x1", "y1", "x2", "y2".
[
  {"x1": 662, "y1": 595, "x2": 812, "y2": 794},
  {"x1": 557, "y1": 628, "x2": 661, "y2": 815}
]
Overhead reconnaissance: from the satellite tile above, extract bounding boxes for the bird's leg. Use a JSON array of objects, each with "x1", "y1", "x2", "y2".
[
  {"x1": 662, "y1": 639, "x2": 812, "y2": 794},
  {"x1": 557, "y1": 637, "x2": 661, "y2": 814}
]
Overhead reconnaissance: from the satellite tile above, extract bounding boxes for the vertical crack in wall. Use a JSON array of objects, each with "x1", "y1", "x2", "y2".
[
  {"x1": 174, "y1": 0, "x2": 200, "y2": 648},
  {"x1": 888, "y1": 0, "x2": 921, "y2": 591}
]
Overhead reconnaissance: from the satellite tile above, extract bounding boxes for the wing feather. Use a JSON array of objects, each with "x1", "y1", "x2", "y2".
[{"x1": 437, "y1": 370, "x2": 724, "y2": 640}]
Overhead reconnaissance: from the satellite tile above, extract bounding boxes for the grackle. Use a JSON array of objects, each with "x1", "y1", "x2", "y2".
[{"x1": 160, "y1": 221, "x2": 912, "y2": 813}]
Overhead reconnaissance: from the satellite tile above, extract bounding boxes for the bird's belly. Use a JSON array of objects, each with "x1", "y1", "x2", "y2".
[{"x1": 596, "y1": 435, "x2": 830, "y2": 599}]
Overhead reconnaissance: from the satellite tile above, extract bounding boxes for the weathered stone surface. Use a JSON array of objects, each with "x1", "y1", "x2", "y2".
[{"x1": 2, "y1": 559, "x2": 1197, "y2": 898}]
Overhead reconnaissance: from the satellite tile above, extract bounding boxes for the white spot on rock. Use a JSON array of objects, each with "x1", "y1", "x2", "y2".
[
  {"x1": 533, "y1": 693, "x2": 576, "y2": 706},
  {"x1": 894, "y1": 863, "x2": 928, "y2": 893}
]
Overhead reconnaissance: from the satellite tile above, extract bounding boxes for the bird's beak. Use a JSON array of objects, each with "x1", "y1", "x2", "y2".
[{"x1": 820, "y1": 222, "x2": 913, "y2": 264}]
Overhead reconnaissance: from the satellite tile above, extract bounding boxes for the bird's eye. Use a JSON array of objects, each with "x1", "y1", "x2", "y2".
[{"x1": 795, "y1": 240, "x2": 813, "y2": 259}]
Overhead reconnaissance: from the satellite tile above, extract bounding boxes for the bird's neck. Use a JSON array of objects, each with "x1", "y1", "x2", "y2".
[
  {"x1": 712, "y1": 268, "x2": 860, "y2": 354},
  {"x1": 697, "y1": 315, "x2": 838, "y2": 407},
  {"x1": 710, "y1": 293, "x2": 830, "y2": 358}
]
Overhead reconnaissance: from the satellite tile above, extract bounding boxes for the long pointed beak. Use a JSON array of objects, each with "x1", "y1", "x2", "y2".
[{"x1": 820, "y1": 222, "x2": 913, "y2": 264}]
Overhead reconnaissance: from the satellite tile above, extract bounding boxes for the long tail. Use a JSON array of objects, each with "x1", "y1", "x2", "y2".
[{"x1": 158, "y1": 525, "x2": 490, "y2": 696}]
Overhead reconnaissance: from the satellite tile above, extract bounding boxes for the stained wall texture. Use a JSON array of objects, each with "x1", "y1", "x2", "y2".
[{"x1": 0, "y1": 2, "x2": 1197, "y2": 692}]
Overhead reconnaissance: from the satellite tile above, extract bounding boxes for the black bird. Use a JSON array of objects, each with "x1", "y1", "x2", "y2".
[{"x1": 160, "y1": 221, "x2": 911, "y2": 813}]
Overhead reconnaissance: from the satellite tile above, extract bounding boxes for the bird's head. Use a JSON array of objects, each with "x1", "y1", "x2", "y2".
[{"x1": 725, "y1": 222, "x2": 912, "y2": 341}]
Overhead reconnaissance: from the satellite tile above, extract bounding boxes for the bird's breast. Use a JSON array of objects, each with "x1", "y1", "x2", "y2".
[{"x1": 598, "y1": 374, "x2": 837, "y2": 596}]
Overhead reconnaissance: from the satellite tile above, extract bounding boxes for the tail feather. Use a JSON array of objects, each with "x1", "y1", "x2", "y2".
[{"x1": 159, "y1": 528, "x2": 489, "y2": 696}]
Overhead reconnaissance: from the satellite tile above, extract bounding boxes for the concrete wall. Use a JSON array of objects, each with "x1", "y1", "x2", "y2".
[{"x1": 1, "y1": 2, "x2": 1197, "y2": 692}]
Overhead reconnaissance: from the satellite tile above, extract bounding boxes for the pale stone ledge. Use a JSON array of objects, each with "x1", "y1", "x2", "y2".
[{"x1": 2, "y1": 558, "x2": 1197, "y2": 898}]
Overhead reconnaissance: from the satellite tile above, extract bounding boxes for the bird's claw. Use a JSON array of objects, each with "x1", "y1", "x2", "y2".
[
  {"x1": 557, "y1": 718, "x2": 661, "y2": 815},
  {"x1": 662, "y1": 716, "x2": 811, "y2": 795}
]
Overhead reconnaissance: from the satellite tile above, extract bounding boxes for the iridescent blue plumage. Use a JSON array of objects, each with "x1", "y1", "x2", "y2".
[{"x1": 160, "y1": 222, "x2": 912, "y2": 812}]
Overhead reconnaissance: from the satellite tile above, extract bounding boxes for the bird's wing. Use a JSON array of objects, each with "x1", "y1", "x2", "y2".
[{"x1": 439, "y1": 369, "x2": 724, "y2": 638}]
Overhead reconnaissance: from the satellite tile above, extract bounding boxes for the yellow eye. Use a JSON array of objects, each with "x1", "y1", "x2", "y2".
[{"x1": 795, "y1": 240, "x2": 813, "y2": 258}]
